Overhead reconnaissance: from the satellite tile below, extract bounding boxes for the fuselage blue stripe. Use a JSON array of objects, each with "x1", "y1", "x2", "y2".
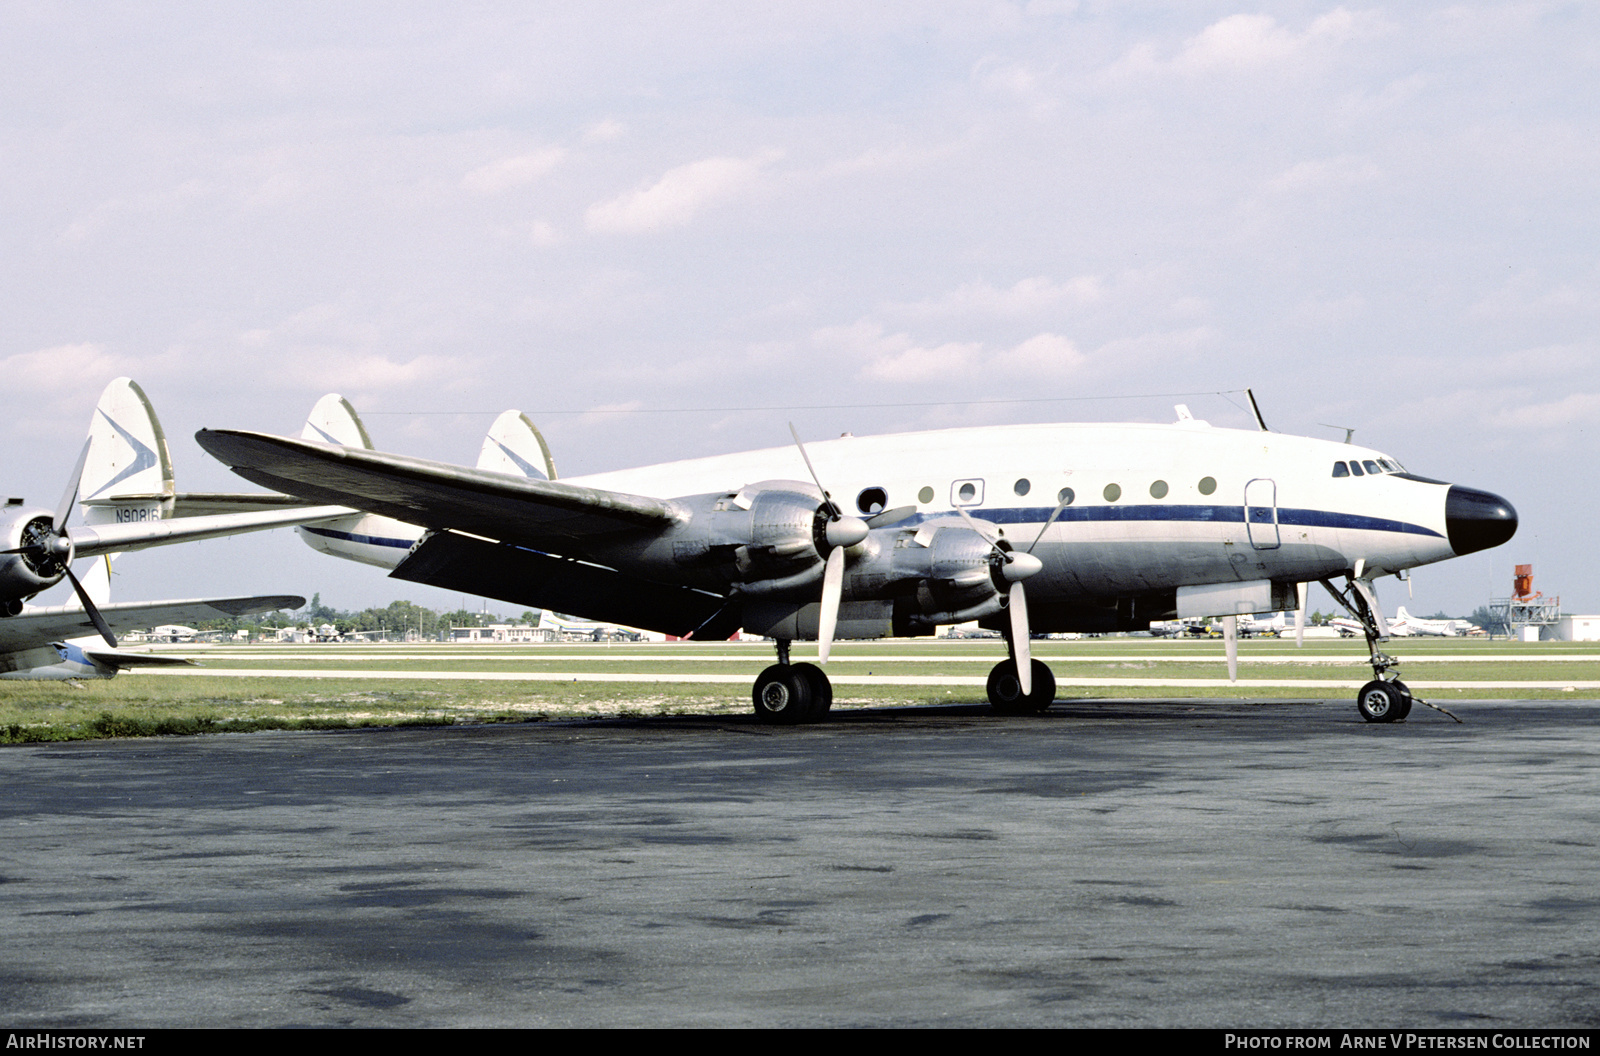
[
  {"x1": 300, "y1": 525, "x2": 416, "y2": 549},
  {"x1": 910, "y1": 505, "x2": 1443, "y2": 539}
]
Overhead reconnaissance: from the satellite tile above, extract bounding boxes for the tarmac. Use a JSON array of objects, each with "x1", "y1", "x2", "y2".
[{"x1": 2, "y1": 698, "x2": 1597, "y2": 1028}]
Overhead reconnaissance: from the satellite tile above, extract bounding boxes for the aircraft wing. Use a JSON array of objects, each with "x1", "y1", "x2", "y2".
[
  {"x1": 0, "y1": 595, "x2": 305, "y2": 651},
  {"x1": 68, "y1": 505, "x2": 356, "y2": 560},
  {"x1": 195, "y1": 429, "x2": 683, "y2": 549}
]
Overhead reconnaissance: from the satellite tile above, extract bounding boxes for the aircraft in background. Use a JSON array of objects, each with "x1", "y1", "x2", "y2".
[
  {"x1": 196, "y1": 395, "x2": 1517, "y2": 726},
  {"x1": 0, "y1": 590, "x2": 302, "y2": 680},
  {"x1": 1392, "y1": 606, "x2": 1476, "y2": 637},
  {"x1": 0, "y1": 378, "x2": 348, "y2": 647}
]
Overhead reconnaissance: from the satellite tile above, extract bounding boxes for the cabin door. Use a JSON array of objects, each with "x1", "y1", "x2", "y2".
[{"x1": 1243, "y1": 478, "x2": 1280, "y2": 550}]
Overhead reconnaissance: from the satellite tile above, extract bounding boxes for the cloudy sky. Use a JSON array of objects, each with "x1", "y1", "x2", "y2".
[{"x1": 3, "y1": 1, "x2": 1594, "y2": 619}]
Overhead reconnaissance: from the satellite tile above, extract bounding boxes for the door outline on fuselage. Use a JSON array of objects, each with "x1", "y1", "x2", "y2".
[{"x1": 1243, "y1": 477, "x2": 1280, "y2": 550}]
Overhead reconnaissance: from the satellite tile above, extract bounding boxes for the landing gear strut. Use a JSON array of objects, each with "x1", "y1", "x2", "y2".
[
  {"x1": 1321, "y1": 576, "x2": 1454, "y2": 724},
  {"x1": 752, "y1": 638, "x2": 832, "y2": 724}
]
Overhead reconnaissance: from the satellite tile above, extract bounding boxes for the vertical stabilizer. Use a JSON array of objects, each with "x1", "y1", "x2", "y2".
[
  {"x1": 79, "y1": 378, "x2": 176, "y2": 525},
  {"x1": 477, "y1": 409, "x2": 558, "y2": 480},
  {"x1": 301, "y1": 394, "x2": 375, "y2": 449}
]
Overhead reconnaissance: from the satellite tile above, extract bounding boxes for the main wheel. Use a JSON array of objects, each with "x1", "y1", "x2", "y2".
[
  {"x1": 1390, "y1": 680, "x2": 1413, "y2": 721},
  {"x1": 790, "y1": 662, "x2": 833, "y2": 714},
  {"x1": 986, "y1": 658, "x2": 1056, "y2": 715},
  {"x1": 753, "y1": 664, "x2": 819, "y2": 724},
  {"x1": 1356, "y1": 680, "x2": 1407, "y2": 723}
]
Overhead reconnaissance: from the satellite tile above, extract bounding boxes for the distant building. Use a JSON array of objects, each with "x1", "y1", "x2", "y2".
[{"x1": 1542, "y1": 616, "x2": 1600, "y2": 642}]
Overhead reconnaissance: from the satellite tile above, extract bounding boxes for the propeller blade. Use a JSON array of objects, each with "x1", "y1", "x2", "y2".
[
  {"x1": 54, "y1": 438, "x2": 93, "y2": 530},
  {"x1": 1009, "y1": 580, "x2": 1031, "y2": 696},
  {"x1": 817, "y1": 545, "x2": 845, "y2": 664},
  {"x1": 1223, "y1": 615, "x2": 1238, "y2": 682},
  {"x1": 788, "y1": 422, "x2": 840, "y2": 519},
  {"x1": 865, "y1": 505, "x2": 916, "y2": 529},
  {"x1": 64, "y1": 565, "x2": 117, "y2": 648},
  {"x1": 1026, "y1": 495, "x2": 1072, "y2": 554},
  {"x1": 1294, "y1": 582, "x2": 1308, "y2": 647}
]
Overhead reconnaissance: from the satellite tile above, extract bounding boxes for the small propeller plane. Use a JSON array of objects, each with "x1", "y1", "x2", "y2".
[{"x1": 195, "y1": 395, "x2": 1517, "y2": 725}]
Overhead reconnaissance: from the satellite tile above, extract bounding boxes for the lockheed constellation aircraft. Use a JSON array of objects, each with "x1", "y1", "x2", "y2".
[{"x1": 195, "y1": 396, "x2": 1516, "y2": 725}]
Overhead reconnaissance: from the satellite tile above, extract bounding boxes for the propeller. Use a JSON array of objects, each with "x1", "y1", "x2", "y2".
[
  {"x1": 1222, "y1": 614, "x2": 1238, "y2": 682},
  {"x1": 1, "y1": 440, "x2": 117, "y2": 647},
  {"x1": 952, "y1": 505, "x2": 1044, "y2": 694},
  {"x1": 1294, "y1": 582, "x2": 1308, "y2": 647},
  {"x1": 788, "y1": 425, "x2": 868, "y2": 664}
]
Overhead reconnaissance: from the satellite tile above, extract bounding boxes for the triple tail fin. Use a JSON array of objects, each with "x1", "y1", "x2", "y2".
[
  {"x1": 477, "y1": 410, "x2": 558, "y2": 480},
  {"x1": 302, "y1": 394, "x2": 375, "y2": 449},
  {"x1": 78, "y1": 378, "x2": 176, "y2": 526}
]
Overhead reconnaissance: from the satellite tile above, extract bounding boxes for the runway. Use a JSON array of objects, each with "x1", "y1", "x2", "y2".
[{"x1": 3, "y1": 698, "x2": 1597, "y2": 1027}]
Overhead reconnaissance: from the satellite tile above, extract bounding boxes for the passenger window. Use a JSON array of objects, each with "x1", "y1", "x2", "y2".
[
  {"x1": 1103, "y1": 483, "x2": 1122, "y2": 502},
  {"x1": 1149, "y1": 480, "x2": 1168, "y2": 499},
  {"x1": 1349, "y1": 461, "x2": 1364, "y2": 477},
  {"x1": 1057, "y1": 487, "x2": 1075, "y2": 506},
  {"x1": 918, "y1": 486, "x2": 934, "y2": 504},
  {"x1": 952, "y1": 479, "x2": 984, "y2": 506},
  {"x1": 1198, "y1": 476, "x2": 1217, "y2": 495},
  {"x1": 1332, "y1": 462, "x2": 1350, "y2": 478},
  {"x1": 1014, "y1": 478, "x2": 1030, "y2": 497}
]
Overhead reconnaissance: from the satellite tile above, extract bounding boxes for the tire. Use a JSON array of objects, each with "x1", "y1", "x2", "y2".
[
  {"x1": 790, "y1": 662, "x2": 833, "y2": 715},
  {"x1": 986, "y1": 659, "x2": 1056, "y2": 715},
  {"x1": 1356, "y1": 680, "x2": 1406, "y2": 723},
  {"x1": 753, "y1": 664, "x2": 818, "y2": 724},
  {"x1": 1390, "y1": 680, "x2": 1413, "y2": 721}
]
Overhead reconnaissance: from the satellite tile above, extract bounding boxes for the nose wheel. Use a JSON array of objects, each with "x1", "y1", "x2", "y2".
[{"x1": 1356, "y1": 679, "x2": 1413, "y2": 723}]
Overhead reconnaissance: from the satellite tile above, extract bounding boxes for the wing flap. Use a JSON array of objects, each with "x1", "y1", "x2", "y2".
[
  {"x1": 195, "y1": 429, "x2": 682, "y2": 547},
  {"x1": 391, "y1": 531, "x2": 725, "y2": 637}
]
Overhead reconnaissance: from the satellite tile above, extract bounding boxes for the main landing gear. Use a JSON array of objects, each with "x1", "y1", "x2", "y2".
[
  {"x1": 986, "y1": 657, "x2": 1056, "y2": 715},
  {"x1": 752, "y1": 639, "x2": 833, "y2": 724},
  {"x1": 749, "y1": 637, "x2": 1057, "y2": 723},
  {"x1": 1322, "y1": 576, "x2": 1456, "y2": 725}
]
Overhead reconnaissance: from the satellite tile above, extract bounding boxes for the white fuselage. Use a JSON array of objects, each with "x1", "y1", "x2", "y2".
[{"x1": 301, "y1": 420, "x2": 1459, "y2": 614}]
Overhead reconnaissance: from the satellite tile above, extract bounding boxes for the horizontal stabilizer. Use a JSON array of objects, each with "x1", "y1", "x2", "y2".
[{"x1": 79, "y1": 648, "x2": 198, "y2": 669}]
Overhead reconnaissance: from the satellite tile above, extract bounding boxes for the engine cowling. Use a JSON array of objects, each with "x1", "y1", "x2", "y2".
[{"x1": 0, "y1": 509, "x2": 71, "y2": 608}]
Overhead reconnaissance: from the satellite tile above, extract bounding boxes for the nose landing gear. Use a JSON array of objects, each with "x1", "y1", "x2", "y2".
[{"x1": 1322, "y1": 576, "x2": 1459, "y2": 724}]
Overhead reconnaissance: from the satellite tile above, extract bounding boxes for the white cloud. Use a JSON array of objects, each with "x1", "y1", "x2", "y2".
[
  {"x1": 1265, "y1": 155, "x2": 1382, "y2": 194},
  {"x1": 1116, "y1": 7, "x2": 1381, "y2": 78},
  {"x1": 1489, "y1": 392, "x2": 1600, "y2": 432},
  {"x1": 585, "y1": 150, "x2": 781, "y2": 234},
  {"x1": 0, "y1": 343, "x2": 127, "y2": 391},
  {"x1": 893, "y1": 275, "x2": 1106, "y2": 320},
  {"x1": 826, "y1": 322, "x2": 1087, "y2": 384},
  {"x1": 460, "y1": 149, "x2": 567, "y2": 194}
]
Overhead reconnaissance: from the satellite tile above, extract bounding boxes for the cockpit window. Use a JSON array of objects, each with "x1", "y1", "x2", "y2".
[
  {"x1": 1332, "y1": 461, "x2": 1350, "y2": 478},
  {"x1": 1349, "y1": 461, "x2": 1365, "y2": 476},
  {"x1": 1362, "y1": 460, "x2": 1380, "y2": 475}
]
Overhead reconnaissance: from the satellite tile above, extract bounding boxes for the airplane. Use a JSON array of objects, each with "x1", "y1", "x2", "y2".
[
  {"x1": 194, "y1": 395, "x2": 1518, "y2": 726},
  {"x1": 0, "y1": 378, "x2": 350, "y2": 648},
  {"x1": 1392, "y1": 606, "x2": 1475, "y2": 637},
  {"x1": 0, "y1": 591, "x2": 303, "y2": 680}
]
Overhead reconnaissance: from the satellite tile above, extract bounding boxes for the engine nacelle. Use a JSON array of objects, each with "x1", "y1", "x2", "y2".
[
  {"x1": 0, "y1": 509, "x2": 70, "y2": 608},
  {"x1": 838, "y1": 517, "x2": 1014, "y2": 631},
  {"x1": 637, "y1": 480, "x2": 843, "y2": 598}
]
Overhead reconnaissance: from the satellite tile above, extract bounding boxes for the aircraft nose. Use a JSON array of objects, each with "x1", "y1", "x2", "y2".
[{"x1": 1446, "y1": 485, "x2": 1517, "y2": 556}]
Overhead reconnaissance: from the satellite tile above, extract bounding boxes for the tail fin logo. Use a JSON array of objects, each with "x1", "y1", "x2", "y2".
[{"x1": 84, "y1": 409, "x2": 158, "y2": 500}]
